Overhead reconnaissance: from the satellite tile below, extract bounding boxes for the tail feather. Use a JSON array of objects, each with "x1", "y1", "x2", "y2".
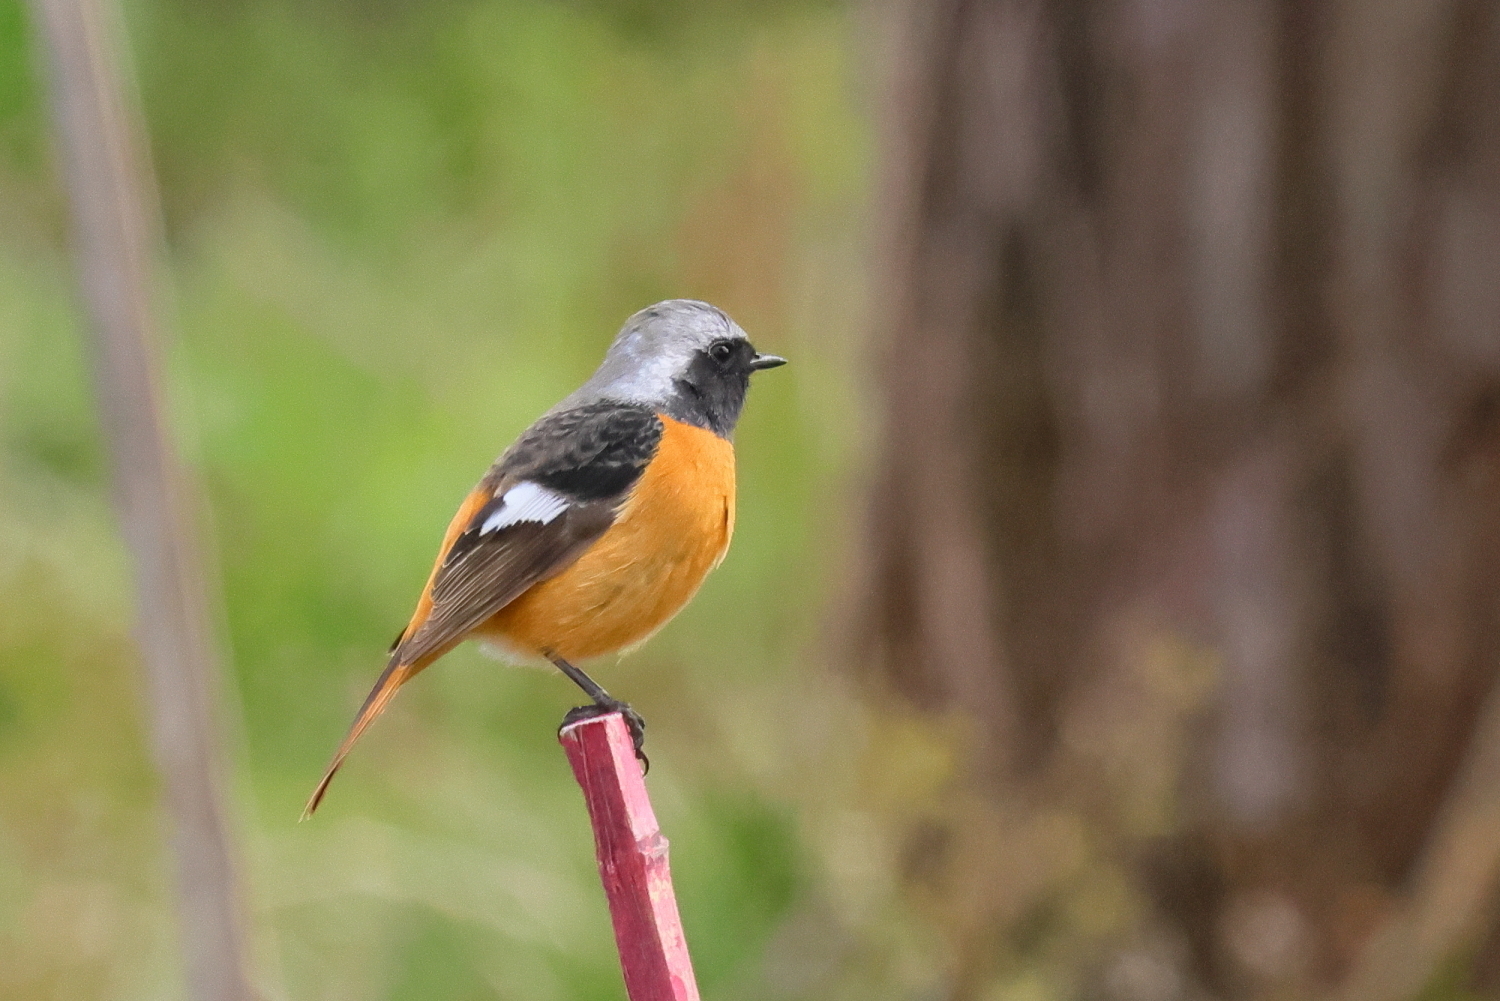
[{"x1": 301, "y1": 658, "x2": 417, "y2": 820}]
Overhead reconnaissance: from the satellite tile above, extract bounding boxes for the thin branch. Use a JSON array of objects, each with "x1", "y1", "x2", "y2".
[
  {"x1": 30, "y1": 0, "x2": 254, "y2": 998},
  {"x1": 1334, "y1": 673, "x2": 1500, "y2": 1001}
]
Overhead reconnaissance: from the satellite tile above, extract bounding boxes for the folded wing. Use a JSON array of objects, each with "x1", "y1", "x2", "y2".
[{"x1": 303, "y1": 402, "x2": 664, "y2": 816}]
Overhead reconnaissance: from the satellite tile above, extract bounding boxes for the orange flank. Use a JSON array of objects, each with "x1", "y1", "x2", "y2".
[{"x1": 478, "y1": 415, "x2": 735, "y2": 661}]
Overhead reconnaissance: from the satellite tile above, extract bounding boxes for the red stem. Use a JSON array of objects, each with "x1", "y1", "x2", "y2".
[{"x1": 560, "y1": 713, "x2": 700, "y2": 1001}]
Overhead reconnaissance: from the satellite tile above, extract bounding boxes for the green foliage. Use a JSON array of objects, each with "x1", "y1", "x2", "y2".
[{"x1": 0, "y1": 0, "x2": 41, "y2": 166}]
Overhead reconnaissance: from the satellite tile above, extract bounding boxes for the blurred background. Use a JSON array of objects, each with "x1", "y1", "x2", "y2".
[{"x1": 3, "y1": 0, "x2": 1500, "y2": 1000}]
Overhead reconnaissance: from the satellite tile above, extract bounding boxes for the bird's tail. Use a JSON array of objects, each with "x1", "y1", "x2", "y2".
[{"x1": 301, "y1": 656, "x2": 421, "y2": 820}]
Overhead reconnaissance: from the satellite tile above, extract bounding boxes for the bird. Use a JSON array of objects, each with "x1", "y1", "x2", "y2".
[{"x1": 302, "y1": 300, "x2": 786, "y2": 817}]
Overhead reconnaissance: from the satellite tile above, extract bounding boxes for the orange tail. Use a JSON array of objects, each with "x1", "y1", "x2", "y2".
[{"x1": 301, "y1": 657, "x2": 419, "y2": 820}]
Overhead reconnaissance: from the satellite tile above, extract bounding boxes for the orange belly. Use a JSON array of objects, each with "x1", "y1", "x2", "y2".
[{"x1": 477, "y1": 415, "x2": 736, "y2": 661}]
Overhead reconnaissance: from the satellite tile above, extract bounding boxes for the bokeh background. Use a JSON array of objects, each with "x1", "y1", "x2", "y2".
[{"x1": 6, "y1": 0, "x2": 1500, "y2": 1000}]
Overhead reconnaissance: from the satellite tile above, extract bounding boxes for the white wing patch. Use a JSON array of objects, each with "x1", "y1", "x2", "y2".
[{"x1": 480, "y1": 481, "x2": 570, "y2": 534}]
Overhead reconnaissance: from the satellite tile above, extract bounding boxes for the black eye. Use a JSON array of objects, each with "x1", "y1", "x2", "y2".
[{"x1": 709, "y1": 341, "x2": 734, "y2": 364}]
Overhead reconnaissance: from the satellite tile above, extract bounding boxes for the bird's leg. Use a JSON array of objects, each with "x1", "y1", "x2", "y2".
[{"x1": 549, "y1": 653, "x2": 648, "y2": 770}]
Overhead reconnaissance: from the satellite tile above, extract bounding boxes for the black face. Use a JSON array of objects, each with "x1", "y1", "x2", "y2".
[{"x1": 666, "y1": 338, "x2": 771, "y2": 437}]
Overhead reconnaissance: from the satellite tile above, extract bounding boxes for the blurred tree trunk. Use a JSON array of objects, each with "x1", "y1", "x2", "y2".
[{"x1": 854, "y1": 0, "x2": 1500, "y2": 997}]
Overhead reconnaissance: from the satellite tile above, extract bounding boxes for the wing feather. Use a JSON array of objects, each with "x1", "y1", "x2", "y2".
[
  {"x1": 386, "y1": 399, "x2": 665, "y2": 664},
  {"x1": 396, "y1": 499, "x2": 613, "y2": 664}
]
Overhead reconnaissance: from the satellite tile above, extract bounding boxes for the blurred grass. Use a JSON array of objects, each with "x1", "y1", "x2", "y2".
[{"x1": 0, "y1": 0, "x2": 876, "y2": 998}]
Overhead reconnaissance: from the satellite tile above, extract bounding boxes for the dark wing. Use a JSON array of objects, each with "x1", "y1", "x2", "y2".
[
  {"x1": 303, "y1": 401, "x2": 664, "y2": 818},
  {"x1": 394, "y1": 503, "x2": 611, "y2": 664},
  {"x1": 392, "y1": 401, "x2": 665, "y2": 665}
]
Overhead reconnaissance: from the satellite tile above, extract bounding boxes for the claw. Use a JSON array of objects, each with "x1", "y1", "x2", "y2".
[{"x1": 560, "y1": 700, "x2": 648, "y2": 771}]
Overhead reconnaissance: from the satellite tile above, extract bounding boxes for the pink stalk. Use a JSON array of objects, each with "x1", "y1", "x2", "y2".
[{"x1": 559, "y1": 713, "x2": 701, "y2": 1001}]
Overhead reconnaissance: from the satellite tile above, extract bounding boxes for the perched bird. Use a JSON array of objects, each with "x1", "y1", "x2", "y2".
[{"x1": 303, "y1": 300, "x2": 785, "y2": 816}]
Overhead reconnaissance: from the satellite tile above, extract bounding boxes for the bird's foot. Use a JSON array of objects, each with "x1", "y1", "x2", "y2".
[{"x1": 560, "y1": 700, "x2": 648, "y2": 771}]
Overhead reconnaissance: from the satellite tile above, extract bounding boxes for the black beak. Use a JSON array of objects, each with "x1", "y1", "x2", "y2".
[{"x1": 750, "y1": 353, "x2": 787, "y2": 371}]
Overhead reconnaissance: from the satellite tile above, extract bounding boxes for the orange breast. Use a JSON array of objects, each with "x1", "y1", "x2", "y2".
[{"x1": 477, "y1": 415, "x2": 736, "y2": 661}]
